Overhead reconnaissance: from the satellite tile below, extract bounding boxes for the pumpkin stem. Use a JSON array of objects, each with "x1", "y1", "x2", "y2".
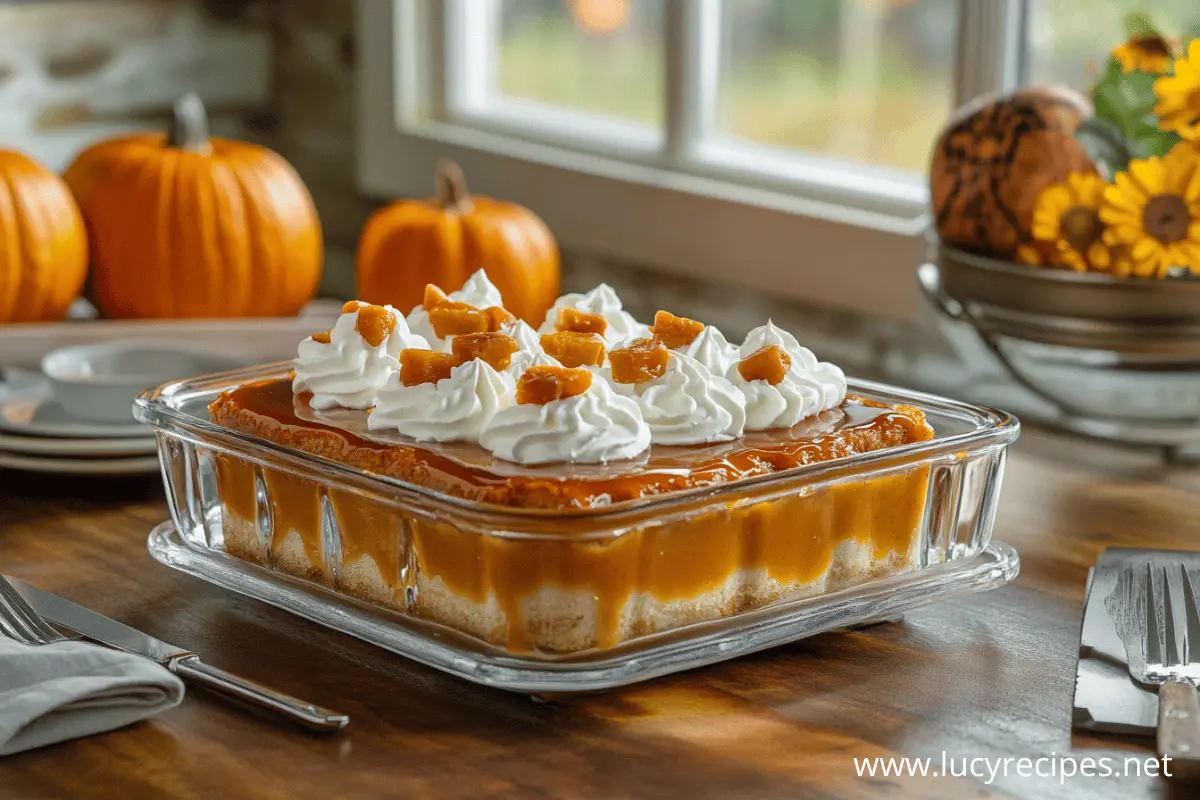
[
  {"x1": 167, "y1": 93, "x2": 212, "y2": 154},
  {"x1": 434, "y1": 160, "x2": 474, "y2": 214}
]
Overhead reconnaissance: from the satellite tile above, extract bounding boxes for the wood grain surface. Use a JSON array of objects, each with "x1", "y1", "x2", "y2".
[{"x1": 2, "y1": 429, "x2": 1200, "y2": 799}]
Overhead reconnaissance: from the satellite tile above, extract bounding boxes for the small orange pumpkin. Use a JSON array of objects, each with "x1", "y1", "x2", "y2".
[
  {"x1": 0, "y1": 150, "x2": 89, "y2": 323},
  {"x1": 356, "y1": 161, "x2": 560, "y2": 325},
  {"x1": 63, "y1": 94, "x2": 322, "y2": 319}
]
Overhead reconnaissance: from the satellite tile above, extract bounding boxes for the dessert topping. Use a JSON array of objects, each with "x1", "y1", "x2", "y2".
[
  {"x1": 428, "y1": 301, "x2": 490, "y2": 339},
  {"x1": 293, "y1": 302, "x2": 426, "y2": 410},
  {"x1": 451, "y1": 332, "x2": 520, "y2": 371},
  {"x1": 516, "y1": 365, "x2": 592, "y2": 405},
  {"x1": 423, "y1": 284, "x2": 450, "y2": 309},
  {"x1": 555, "y1": 308, "x2": 608, "y2": 336},
  {"x1": 540, "y1": 331, "x2": 606, "y2": 368},
  {"x1": 730, "y1": 322, "x2": 847, "y2": 431},
  {"x1": 538, "y1": 283, "x2": 650, "y2": 345},
  {"x1": 737, "y1": 345, "x2": 791, "y2": 385},
  {"x1": 481, "y1": 376, "x2": 650, "y2": 465},
  {"x1": 651, "y1": 310, "x2": 704, "y2": 350},
  {"x1": 400, "y1": 349, "x2": 458, "y2": 387},
  {"x1": 407, "y1": 270, "x2": 504, "y2": 349},
  {"x1": 342, "y1": 301, "x2": 398, "y2": 348},
  {"x1": 369, "y1": 358, "x2": 514, "y2": 443},
  {"x1": 485, "y1": 305, "x2": 516, "y2": 331},
  {"x1": 614, "y1": 351, "x2": 746, "y2": 445},
  {"x1": 609, "y1": 337, "x2": 670, "y2": 384}
]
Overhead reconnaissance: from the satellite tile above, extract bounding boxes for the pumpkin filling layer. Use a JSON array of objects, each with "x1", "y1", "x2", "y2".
[{"x1": 209, "y1": 377, "x2": 934, "y2": 652}]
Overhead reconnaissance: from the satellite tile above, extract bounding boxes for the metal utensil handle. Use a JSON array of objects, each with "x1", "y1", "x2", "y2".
[
  {"x1": 0, "y1": 574, "x2": 68, "y2": 645},
  {"x1": 1159, "y1": 679, "x2": 1200, "y2": 764},
  {"x1": 169, "y1": 655, "x2": 348, "y2": 733}
]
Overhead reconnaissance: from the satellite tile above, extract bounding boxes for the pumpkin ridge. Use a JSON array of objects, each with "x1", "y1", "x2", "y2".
[
  {"x1": 0, "y1": 170, "x2": 22, "y2": 322},
  {"x1": 0, "y1": 151, "x2": 88, "y2": 322},
  {"x1": 12, "y1": 166, "x2": 55, "y2": 321},
  {"x1": 211, "y1": 160, "x2": 251, "y2": 318}
]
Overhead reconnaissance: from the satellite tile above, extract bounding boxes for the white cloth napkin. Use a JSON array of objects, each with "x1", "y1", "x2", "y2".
[{"x1": 0, "y1": 635, "x2": 184, "y2": 755}]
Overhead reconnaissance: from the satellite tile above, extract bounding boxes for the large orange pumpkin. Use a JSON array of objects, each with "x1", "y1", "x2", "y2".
[
  {"x1": 0, "y1": 150, "x2": 89, "y2": 323},
  {"x1": 356, "y1": 161, "x2": 560, "y2": 325},
  {"x1": 63, "y1": 94, "x2": 322, "y2": 319}
]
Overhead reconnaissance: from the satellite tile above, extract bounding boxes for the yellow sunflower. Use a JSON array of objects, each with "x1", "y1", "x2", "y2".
[
  {"x1": 1031, "y1": 172, "x2": 1110, "y2": 272},
  {"x1": 1016, "y1": 241, "x2": 1056, "y2": 268},
  {"x1": 1113, "y1": 34, "x2": 1176, "y2": 74},
  {"x1": 1099, "y1": 145, "x2": 1200, "y2": 277},
  {"x1": 1155, "y1": 39, "x2": 1200, "y2": 140}
]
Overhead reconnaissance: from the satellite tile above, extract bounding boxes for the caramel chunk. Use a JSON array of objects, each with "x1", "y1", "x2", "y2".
[
  {"x1": 423, "y1": 284, "x2": 450, "y2": 309},
  {"x1": 484, "y1": 305, "x2": 516, "y2": 332},
  {"x1": 310, "y1": 330, "x2": 332, "y2": 344},
  {"x1": 555, "y1": 308, "x2": 608, "y2": 336},
  {"x1": 737, "y1": 345, "x2": 792, "y2": 385},
  {"x1": 540, "y1": 331, "x2": 606, "y2": 368},
  {"x1": 399, "y1": 349, "x2": 458, "y2": 387},
  {"x1": 451, "y1": 332, "x2": 519, "y2": 371},
  {"x1": 609, "y1": 337, "x2": 670, "y2": 385},
  {"x1": 428, "y1": 301, "x2": 489, "y2": 339},
  {"x1": 516, "y1": 365, "x2": 593, "y2": 405},
  {"x1": 340, "y1": 302, "x2": 397, "y2": 347},
  {"x1": 651, "y1": 310, "x2": 704, "y2": 350}
]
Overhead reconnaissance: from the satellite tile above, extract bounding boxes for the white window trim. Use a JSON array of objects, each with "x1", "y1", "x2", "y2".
[{"x1": 357, "y1": 0, "x2": 1027, "y2": 320}]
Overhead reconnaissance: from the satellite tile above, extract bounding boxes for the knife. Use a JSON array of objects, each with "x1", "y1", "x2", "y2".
[
  {"x1": 1073, "y1": 560, "x2": 1158, "y2": 736},
  {"x1": 9, "y1": 578, "x2": 348, "y2": 733}
]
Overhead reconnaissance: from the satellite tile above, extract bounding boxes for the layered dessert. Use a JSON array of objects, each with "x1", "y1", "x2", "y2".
[{"x1": 208, "y1": 273, "x2": 935, "y2": 652}]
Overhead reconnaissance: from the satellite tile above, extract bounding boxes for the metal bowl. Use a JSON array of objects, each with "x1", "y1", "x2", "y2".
[{"x1": 921, "y1": 244, "x2": 1200, "y2": 449}]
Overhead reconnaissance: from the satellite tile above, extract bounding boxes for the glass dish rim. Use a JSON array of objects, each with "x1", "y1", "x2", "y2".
[
  {"x1": 134, "y1": 362, "x2": 1020, "y2": 521},
  {"x1": 147, "y1": 519, "x2": 1021, "y2": 692}
]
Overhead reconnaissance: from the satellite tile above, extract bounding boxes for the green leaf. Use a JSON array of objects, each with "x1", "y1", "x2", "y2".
[
  {"x1": 1128, "y1": 126, "x2": 1181, "y2": 160},
  {"x1": 1092, "y1": 61, "x2": 1161, "y2": 140},
  {"x1": 1124, "y1": 12, "x2": 1160, "y2": 40},
  {"x1": 1076, "y1": 117, "x2": 1133, "y2": 178}
]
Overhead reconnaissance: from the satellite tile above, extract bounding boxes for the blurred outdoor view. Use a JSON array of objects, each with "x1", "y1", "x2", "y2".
[{"x1": 495, "y1": 0, "x2": 1200, "y2": 174}]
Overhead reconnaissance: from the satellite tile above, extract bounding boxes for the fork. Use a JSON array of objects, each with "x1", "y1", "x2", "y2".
[
  {"x1": 0, "y1": 573, "x2": 70, "y2": 646},
  {"x1": 1144, "y1": 563, "x2": 1200, "y2": 762}
]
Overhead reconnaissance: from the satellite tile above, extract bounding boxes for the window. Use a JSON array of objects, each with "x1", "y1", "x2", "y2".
[
  {"x1": 358, "y1": 0, "x2": 1030, "y2": 318},
  {"x1": 1028, "y1": 0, "x2": 1200, "y2": 91}
]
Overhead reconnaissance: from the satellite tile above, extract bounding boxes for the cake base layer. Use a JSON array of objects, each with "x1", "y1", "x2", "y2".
[{"x1": 213, "y1": 458, "x2": 929, "y2": 652}]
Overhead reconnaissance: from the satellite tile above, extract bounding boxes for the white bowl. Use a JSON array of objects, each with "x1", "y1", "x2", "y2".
[{"x1": 42, "y1": 341, "x2": 247, "y2": 424}]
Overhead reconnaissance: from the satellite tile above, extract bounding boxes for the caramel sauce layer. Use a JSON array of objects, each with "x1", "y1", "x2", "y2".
[{"x1": 209, "y1": 378, "x2": 932, "y2": 510}]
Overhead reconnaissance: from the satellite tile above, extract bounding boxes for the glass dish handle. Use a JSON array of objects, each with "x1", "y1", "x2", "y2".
[{"x1": 168, "y1": 654, "x2": 349, "y2": 732}]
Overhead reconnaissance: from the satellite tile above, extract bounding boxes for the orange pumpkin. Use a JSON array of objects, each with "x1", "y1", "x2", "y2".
[
  {"x1": 63, "y1": 94, "x2": 322, "y2": 319},
  {"x1": 356, "y1": 161, "x2": 560, "y2": 326},
  {"x1": 0, "y1": 150, "x2": 89, "y2": 323}
]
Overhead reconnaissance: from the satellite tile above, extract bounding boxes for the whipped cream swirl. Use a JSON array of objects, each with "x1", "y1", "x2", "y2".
[
  {"x1": 538, "y1": 284, "x2": 650, "y2": 346},
  {"x1": 677, "y1": 325, "x2": 740, "y2": 376},
  {"x1": 480, "y1": 379, "x2": 650, "y2": 465},
  {"x1": 368, "y1": 359, "x2": 514, "y2": 442},
  {"x1": 407, "y1": 270, "x2": 505, "y2": 351},
  {"x1": 293, "y1": 306, "x2": 427, "y2": 410},
  {"x1": 729, "y1": 321, "x2": 847, "y2": 431},
  {"x1": 501, "y1": 319, "x2": 560, "y2": 378},
  {"x1": 615, "y1": 353, "x2": 745, "y2": 445}
]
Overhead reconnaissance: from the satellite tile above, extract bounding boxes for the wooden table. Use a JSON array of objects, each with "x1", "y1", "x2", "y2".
[{"x1": 1, "y1": 428, "x2": 1198, "y2": 799}]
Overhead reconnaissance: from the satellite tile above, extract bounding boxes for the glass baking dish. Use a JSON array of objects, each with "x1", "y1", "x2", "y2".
[{"x1": 135, "y1": 364, "x2": 1020, "y2": 692}]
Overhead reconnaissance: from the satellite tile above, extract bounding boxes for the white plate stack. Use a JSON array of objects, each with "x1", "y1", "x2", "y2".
[
  {"x1": 0, "y1": 304, "x2": 342, "y2": 476},
  {"x1": 0, "y1": 367, "x2": 161, "y2": 475}
]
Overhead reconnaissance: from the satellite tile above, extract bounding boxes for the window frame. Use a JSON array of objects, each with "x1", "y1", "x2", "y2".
[{"x1": 357, "y1": 0, "x2": 1028, "y2": 319}]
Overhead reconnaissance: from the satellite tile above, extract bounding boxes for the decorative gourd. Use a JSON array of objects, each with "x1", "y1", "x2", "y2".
[
  {"x1": 931, "y1": 87, "x2": 1097, "y2": 259},
  {"x1": 0, "y1": 150, "x2": 89, "y2": 323},
  {"x1": 356, "y1": 161, "x2": 560, "y2": 326},
  {"x1": 63, "y1": 94, "x2": 322, "y2": 319}
]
